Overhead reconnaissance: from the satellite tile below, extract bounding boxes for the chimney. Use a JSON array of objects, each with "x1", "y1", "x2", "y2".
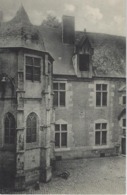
[
  {"x1": 0, "y1": 10, "x2": 3, "y2": 25},
  {"x1": 62, "y1": 15, "x2": 75, "y2": 44}
]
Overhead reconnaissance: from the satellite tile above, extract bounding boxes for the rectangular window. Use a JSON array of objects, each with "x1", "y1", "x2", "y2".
[
  {"x1": 55, "y1": 124, "x2": 67, "y2": 148},
  {"x1": 122, "y1": 118, "x2": 126, "y2": 136},
  {"x1": 123, "y1": 96, "x2": 126, "y2": 105},
  {"x1": 79, "y1": 54, "x2": 89, "y2": 71},
  {"x1": 95, "y1": 123, "x2": 107, "y2": 145},
  {"x1": 96, "y1": 84, "x2": 107, "y2": 107},
  {"x1": 25, "y1": 56, "x2": 41, "y2": 81},
  {"x1": 53, "y1": 82, "x2": 66, "y2": 107}
]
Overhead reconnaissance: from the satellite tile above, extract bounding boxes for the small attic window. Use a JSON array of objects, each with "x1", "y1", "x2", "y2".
[{"x1": 79, "y1": 54, "x2": 89, "y2": 71}]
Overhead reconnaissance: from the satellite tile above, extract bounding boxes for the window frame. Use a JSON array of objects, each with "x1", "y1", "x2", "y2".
[
  {"x1": 55, "y1": 123, "x2": 68, "y2": 148},
  {"x1": 95, "y1": 83, "x2": 108, "y2": 107},
  {"x1": 26, "y1": 112, "x2": 38, "y2": 144},
  {"x1": 122, "y1": 95, "x2": 126, "y2": 105},
  {"x1": 25, "y1": 55, "x2": 42, "y2": 82},
  {"x1": 122, "y1": 118, "x2": 126, "y2": 137},
  {"x1": 4, "y1": 112, "x2": 16, "y2": 145},
  {"x1": 79, "y1": 53, "x2": 90, "y2": 71},
  {"x1": 95, "y1": 122, "x2": 108, "y2": 146},
  {"x1": 53, "y1": 82, "x2": 66, "y2": 107}
]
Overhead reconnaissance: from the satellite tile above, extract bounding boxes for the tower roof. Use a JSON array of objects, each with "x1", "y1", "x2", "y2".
[
  {"x1": 9, "y1": 5, "x2": 31, "y2": 25},
  {"x1": 0, "y1": 6, "x2": 45, "y2": 51}
]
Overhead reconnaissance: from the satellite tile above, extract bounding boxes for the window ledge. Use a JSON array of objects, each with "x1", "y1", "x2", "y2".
[
  {"x1": 92, "y1": 145, "x2": 110, "y2": 150},
  {"x1": 55, "y1": 148, "x2": 70, "y2": 152}
]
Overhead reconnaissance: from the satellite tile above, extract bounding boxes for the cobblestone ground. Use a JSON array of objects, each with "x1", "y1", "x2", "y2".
[
  {"x1": 28, "y1": 156, "x2": 126, "y2": 194},
  {"x1": 2, "y1": 156, "x2": 126, "y2": 194}
]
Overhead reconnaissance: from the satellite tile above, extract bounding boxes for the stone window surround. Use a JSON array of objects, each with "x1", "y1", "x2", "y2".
[
  {"x1": 121, "y1": 117, "x2": 126, "y2": 137},
  {"x1": 122, "y1": 95, "x2": 126, "y2": 105},
  {"x1": 54, "y1": 119, "x2": 70, "y2": 151},
  {"x1": 94, "y1": 81, "x2": 109, "y2": 109},
  {"x1": 53, "y1": 81, "x2": 67, "y2": 108},
  {"x1": 93, "y1": 119, "x2": 109, "y2": 149},
  {"x1": 3, "y1": 112, "x2": 16, "y2": 146},
  {"x1": 24, "y1": 54, "x2": 43, "y2": 82},
  {"x1": 25, "y1": 112, "x2": 40, "y2": 149}
]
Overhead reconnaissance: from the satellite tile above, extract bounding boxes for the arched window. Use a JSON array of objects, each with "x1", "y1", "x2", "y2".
[
  {"x1": 4, "y1": 113, "x2": 15, "y2": 144},
  {"x1": 26, "y1": 112, "x2": 38, "y2": 143}
]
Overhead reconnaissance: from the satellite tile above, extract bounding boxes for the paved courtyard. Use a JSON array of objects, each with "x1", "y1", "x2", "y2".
[{"x1": 27, "y1": 156, "x2": 126, "y2": 194}]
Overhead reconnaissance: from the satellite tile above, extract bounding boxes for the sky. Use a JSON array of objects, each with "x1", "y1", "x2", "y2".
[{"x1": 0, "y1": 0, "x2": 126, "y2": 36}]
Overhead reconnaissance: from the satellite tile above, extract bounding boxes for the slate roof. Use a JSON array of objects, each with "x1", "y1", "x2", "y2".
[
  {"x1": 39, "y1": 25, "x2": 125, "y2": 78},
  {"x1": 0, "y1": 6, "x2": 45, "y2": 52},
  {"x1": 0, "y1": 6, "x2": 126, "y2": 78}
]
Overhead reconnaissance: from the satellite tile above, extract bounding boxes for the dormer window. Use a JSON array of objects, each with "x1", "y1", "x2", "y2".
[{"x1": 79, "y1": 54, "x2": 89, "y2": 71}]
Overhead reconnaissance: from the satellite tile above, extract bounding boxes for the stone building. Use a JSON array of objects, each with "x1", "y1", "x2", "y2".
[{"x1": 0, "y1": 6, "x2": 126, "y2": 190}]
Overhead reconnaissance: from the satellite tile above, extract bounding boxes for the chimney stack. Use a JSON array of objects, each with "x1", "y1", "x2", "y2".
[
  {"x1": 0, "y1": 10, "x2": 3, "y2": 25},
  {"x1": 62, "y1": 15, "x2": 75, "y2": 44}
]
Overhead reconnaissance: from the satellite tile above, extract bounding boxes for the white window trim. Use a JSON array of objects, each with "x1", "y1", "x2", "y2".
[{"x1": 94, "y1": 81, "x2": 109, "y2": 108}]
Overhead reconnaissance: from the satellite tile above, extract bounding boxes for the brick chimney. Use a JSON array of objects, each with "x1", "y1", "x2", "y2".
[{"x1": 62, "y1": 15, "x2": 75, "y2": 44}]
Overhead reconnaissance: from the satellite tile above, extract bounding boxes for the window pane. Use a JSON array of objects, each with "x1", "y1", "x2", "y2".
[
  {"x1": 102, "y1": 131, "x2": 107, "y2": 145},
  {"x1": 61, "y1": 124, "x2": 67, "y2": 131},
  {"x1": 10, "y1": 136, "x2": 15, "y2": 144},
  {"x1": 34, "y1": 58, "x2": 41, "y2": 67},
  {"x1": 95, "y1": 131, "x2": 100, "y2": 145},
  {"x1": 5, "y1": 136, "x2": 9, "y2": 144},
  {"x1": 26, "y1": 56, "x2": 33, "y2": 65},
  {"x1": 5, "y1": 127, "x2": 9, "y2": 136},
  {"x1": 60, "y1": 92, "x2": 65, "y2": 106},
  {"x1": 26, "y1": 66, "x2": 33, "y2": 80},
  {"x1": 26, "y1": 113, "x2": 37, "y2": 143},
  {"x1": 55, "y1": 133, "x2": 60, "y2": 147},
  {"x1": 96, "y1": 84, "x2": 101, "y2": 91},
  {"x1": 53, "y1": 91, "x2": 58, "y2": 106},
  {"x1": 123, "y1": 119, "x2": 126, "y2": 127},
  {"x1": 10, "y1": 128, "x2": 15, "y2": 136},
  {"x1": 26, "y1": 135, "x2": 31, "y2": 143},
  {"x1": 123, "y1": 96, "x2": 126, "y2": 105},
  {"x1": 34, "y1": 67, "x2": 40, "y2": 81},
  {"x1": 79, "y1": 54, "x2": 89, "y2": 71},
  {"x1": 95, "y1": 123, "x2": 101, "y2": 130},
  {"x1": 27, "y1": 128, "x2": 31, "y2": 136},
  {"x1": 32, "y1": 133, "x2": 36, "y2": 142},
  {"x1": 102, "y1": 123, "x2": 107, "y2": 129},
  {"x1": 96, "y1": 92, "x2": 101, "y2": 106},
  {"x1": 55, "y1": 124, "x2": 60, "y2": 131},
  {"x1": 102, "y1": 84, "x2": 107, "y2": 91},
  {"x1": 60, "y1": 83, "x2": 65, "y2": 90},
  {"x1": 53, "y1": 83, "x2": 58, "y2": 90},
  {"x1": 4, "y1": 113, "x2": 15, "y2": 144},
  {"x1": 102, "y1": 92, "x2": 107, "y2": 106},
  {"x1": 34, "y1": 67, "x2": 40, "y2": 75},
  {"x1": 61, "y1": 133, "x2": 67, "y2": 147}
]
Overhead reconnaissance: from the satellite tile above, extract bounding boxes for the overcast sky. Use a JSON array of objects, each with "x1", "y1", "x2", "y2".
[{"x1": 0, "y1": 0, "x2": 126, "y2": 36}]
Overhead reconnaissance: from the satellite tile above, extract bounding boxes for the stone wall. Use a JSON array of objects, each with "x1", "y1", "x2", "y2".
[{"x1": 54, "y1": 77, "x2": 125, "y2": 159}]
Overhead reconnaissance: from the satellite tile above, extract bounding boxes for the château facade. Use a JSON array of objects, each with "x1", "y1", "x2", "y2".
[{"x1": 0, "y1": 6, "x2": 126, "y2": 190}]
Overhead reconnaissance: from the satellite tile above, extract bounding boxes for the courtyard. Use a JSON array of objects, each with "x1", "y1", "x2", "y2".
[{"x1": 27, "y1": 155, "x2": 126, "y2": 194}]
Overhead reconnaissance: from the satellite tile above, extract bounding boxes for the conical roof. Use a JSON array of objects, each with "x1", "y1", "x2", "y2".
[
  {"x1": 0, "y1": 6, "x2": 45, "y2": 51},
  {"x1": 10, "y1": 5, "x2": 31, "y2": 24}
]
